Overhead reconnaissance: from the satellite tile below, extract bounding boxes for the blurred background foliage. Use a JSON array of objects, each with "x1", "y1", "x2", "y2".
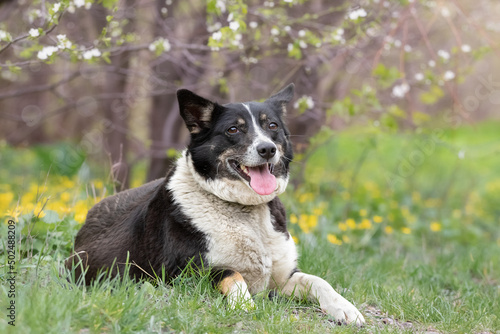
[{"x1": 1, "y1": 0, "x2": 500, "y2": 256}]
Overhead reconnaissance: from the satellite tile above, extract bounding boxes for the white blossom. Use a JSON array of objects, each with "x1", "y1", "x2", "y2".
[
  {"x1": 83, "y1": 48, "x2": 101, "y2": 60},
  {"x1": 211, "y1": 31, "x2": 222, "y2": 41},
  {"x1": 287, "y1": 43, "x2": 294, "y2": 52},
  {"x1": 298, "y1": 30, "x2": 306, "y2": 37},
  {"x1": 437, "y1": 49, "x2": 450, "y2": 60},
  {"x1": 163, "y1": 40, "x2": 171, "y2": 51},
  {"x1": 149, "y1": 38, "x2": 171, "y2": 53},
  {"x1": 56, "y1": 35, "x2": 72, "y2": 49},
  {"x1": 0, "y1": 30, "x2": 12, "y2": 42},
  {"x1": 207, "y1": 22, "x2": 221, "y2": 33},
  {"x1": 74, "y1": 0, "x2": 86, "y2": 7},
  {"x1": 414, "y1": 73, "x2": 424, "y2": 81},
  {"x1": 299, "y1": 40, "x2": 307, "y2": 49},
  {"x1": 37, "y1": 46, "x2": 59, "y2": 60},
  {"x1": 333, "y1": 28, "x2": 344, "y2": 41},
  {"x1": 404, "y1": 45, "x2": 412, "y2": 52},
  {"x1": 461, "y1": 44, "x2": 471, "y2": 53},
  {"x1": 28, "y1": 9, "x2": 43, "y2": 23},
  {"x1": 348, "y1": 8, "x2": 367, "y2": 20},
  {"x1": 249, "y1": 21, "x2": 258, "y2": 29},
  {"x1": 229, "y1": 21, "x2": 240, "y2": 31},
  {"x1": 284, "y1": 0, "x2": 294, "y2": 3},
  {"x1": 428, "y1": 60, "x2": 436, "y2": 67},
  {"x1": 216, "y1": 0, "x2": 226, "y2": 13},
  {"x1": 440, "y1": 7, "x2": 450, "y2": 17},
  {"x1": 271, "y1": 28, "x2": 279, "y2": 36},
  {"x1": 392, "y1": 83, "x2": 410, "y2": 98},
  {"x1": 294, "y1": 95, "x2": 314, "y2": 110},
  {"x1": 53, "y1": 3, "x2": 61, "y2": 13},
  {"x1": 29, "y1": 28, "x2": 40, "y2": 38},
  {"x1": 443, "y1": 70, "x2": 455, "y2": 81}
]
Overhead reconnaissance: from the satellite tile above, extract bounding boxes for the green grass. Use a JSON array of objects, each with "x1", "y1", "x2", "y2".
[
  {"x1": 1, "y1": 233, "x2": 498, "y2": 333},
  {"x1": 1, "y1": 121, "x2": 500, "y2": 333}
]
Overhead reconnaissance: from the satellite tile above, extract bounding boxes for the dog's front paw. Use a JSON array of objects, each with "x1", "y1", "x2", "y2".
[
  {"x1": 227, "y1": 294, "x2": 255, "y2": 312},
  {"x1": 322, "y1": 298, "x2": 365, "y2": 326}
]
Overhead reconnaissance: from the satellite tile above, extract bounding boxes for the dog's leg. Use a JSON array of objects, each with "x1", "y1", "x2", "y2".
[
  {"x1": 213, "y1": 270, "x2": 255, "y2": 311},
  {"x1": 280, "y1": 272, "x2": 365, "y2": 326}
]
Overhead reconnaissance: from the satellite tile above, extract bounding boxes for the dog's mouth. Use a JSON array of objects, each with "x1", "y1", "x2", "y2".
[{"x1": 229, "y1": 160, "x2": 277, "y2": 196}]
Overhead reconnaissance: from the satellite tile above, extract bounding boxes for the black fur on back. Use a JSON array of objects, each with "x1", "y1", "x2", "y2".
[{"x1": 67, "y1": 167, "x2": 209, "y2": 282}]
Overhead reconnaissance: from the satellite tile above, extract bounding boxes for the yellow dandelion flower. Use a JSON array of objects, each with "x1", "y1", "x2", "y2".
[
  {"x1": 402, "y1": 227, "x2": 411, "y2": 234},
  {"x1": 338, "y1": 222, "x2": 347, "y2": 231},
  {"x1": 290, "y1": 213, "x2": 298, "y2": 224},
  {"x1": 92, "y1": 180, "x2": 104, "y2": 189},
  {"x1": 33, "y1": 202, "x2": 46, "y2": 218},
  {"x1": 5, "y1": 207, "x2": 22, "y2": 220},
  {"x1": 60, "y1": 176, "x2": 75, "y2": 189},
  {"x1": 412, "y1": 191, "x2": 421, "y2": 202},
  {"x1": 298, "y1": 215, "x2": 310, "y2": 234},
  {"x1": 73, "y1": 200, "x2": 89, "y2": 223},
  {"x1": 0, "y1": 192, "x2": 14, "y2": 211},
  {"x1": 298, "y1": 193, "x2": 314, "y2": 204},
  {"x1": 346, "y1": 218, "x2": 356, "y2": 229},
  {"x1": 131, "y1": 178, "x2": 142, "y2": 189},
  {"x1": 60, "y1": 192, "x2": 72, "y2": 203},
  {"x1": 313, "y1": 207, "x2": 324, "y2": 216},
  {"x1": 373, "y1": 215, "x2": 383, "y2": 223},
  {"x1": 21, "y1": 192, "x2": 36, "y2": 206},
  {"x1": 307, "y1": 215, "x2": 318, "y2": 228},
  {"x1": 358, "y1": 219, "x2": 372, "y2": 230},
  {"x1": 384, "y1": 226, "x2": 394, "y2": 234},
  {"x1": 292, "y1": 235, "x2": 299, "y2": 244},
  {"x1": 342, "y1": 235, "x2": 350, "y2": 243},
  {"x1": 327, "y1": 234, "x2": 342, "y2": 245},
  {"x1": 430, "y1": 222, "x2": 441, "y2": 232},
  {"x1": 359, "y1": 209, "x2": 368, "y2": 217}
]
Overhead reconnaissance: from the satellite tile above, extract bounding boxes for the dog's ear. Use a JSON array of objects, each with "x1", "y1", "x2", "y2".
[
  {"x1": 266, "y1": 83, "x2": 295, "y2": 115},
  {"x1": 177, "y1": 89, "x2": 215, "y2": 134}
]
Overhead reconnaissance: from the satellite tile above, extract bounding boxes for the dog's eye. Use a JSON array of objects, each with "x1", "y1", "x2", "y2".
[
  {"x1": 269, "y1": 122, "x2": 278, "y2": 131},
  {"x1": 227, "y1": 126, "x2": 239, "y2": 134}
]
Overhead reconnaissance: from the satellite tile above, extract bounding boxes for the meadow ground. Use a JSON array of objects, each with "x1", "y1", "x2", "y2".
[{"x1": 1, "y1": 122, "x2": 499, "y2": 333}]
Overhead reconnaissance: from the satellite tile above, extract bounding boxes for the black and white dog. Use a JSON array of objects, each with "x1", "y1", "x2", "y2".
[{"x1": 67, "y1": 84, "x2": 365, "y2": 325}]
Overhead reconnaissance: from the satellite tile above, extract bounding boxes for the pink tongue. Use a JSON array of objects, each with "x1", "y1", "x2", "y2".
[{"x1": 247, "y1": 165, "x2": 276, "y2": 195}]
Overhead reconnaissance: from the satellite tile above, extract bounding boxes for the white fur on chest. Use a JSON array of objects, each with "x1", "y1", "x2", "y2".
[{"x1": 167, "y1": 153, "x2": 297, "y2": 293}]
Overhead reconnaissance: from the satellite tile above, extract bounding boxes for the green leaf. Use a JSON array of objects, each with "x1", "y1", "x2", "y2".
[
  {"x1": 372, "y1": 64, "x2": 402, "y2": 89},
  {"x1": 100, "y1": 0, "x2": 119, "y2": 9},
  {"x1": 419, "y1": 85, "x2": 444, "y2": 105}
]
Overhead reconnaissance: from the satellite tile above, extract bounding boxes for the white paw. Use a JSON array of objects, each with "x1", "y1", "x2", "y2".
[
  {"x1": 322, "y1": 298, "x2": 365, "y2": 326},
  {"x1": 227, "y1": 285, "x2": 255, "y2": 311}
]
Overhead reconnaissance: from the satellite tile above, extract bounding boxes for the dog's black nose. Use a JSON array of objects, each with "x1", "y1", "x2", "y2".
[{"x1": 257, "y1": 143, "x2": 277, "y2": 160}]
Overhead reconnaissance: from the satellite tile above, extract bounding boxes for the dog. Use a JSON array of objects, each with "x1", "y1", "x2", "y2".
[{"x1": 66, "y1": 84, "x2": 365, "y2": 326}]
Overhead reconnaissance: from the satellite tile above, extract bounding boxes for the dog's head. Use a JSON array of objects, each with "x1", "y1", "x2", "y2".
[{"x1": 177, "y1": 84, "x2": 294, "y2": 205}]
